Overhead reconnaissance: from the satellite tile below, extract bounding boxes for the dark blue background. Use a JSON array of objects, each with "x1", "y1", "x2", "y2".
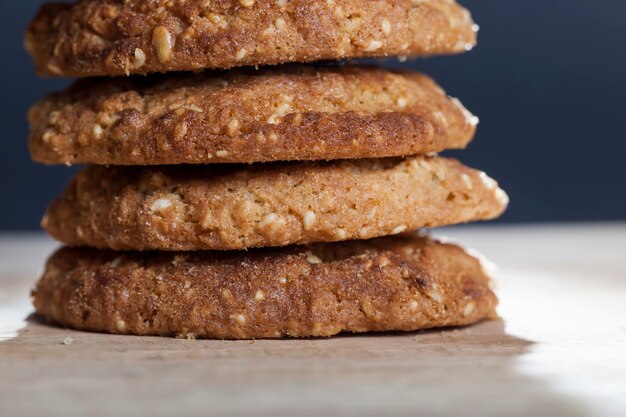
[{"x1": 1, "y1": 1, "x2": 625, "y2": 230}]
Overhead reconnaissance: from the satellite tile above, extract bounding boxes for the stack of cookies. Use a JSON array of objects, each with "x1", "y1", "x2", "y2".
[{"x1": 26, "y1": 0, "x2": 508, "y2": 339}]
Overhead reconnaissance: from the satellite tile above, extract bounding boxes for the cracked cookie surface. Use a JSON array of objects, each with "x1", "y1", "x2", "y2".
[
  {"x1": 29, "y1": 65, "x2": 476, "y2": 165},
  {"x1": 43, "y1": 155, "x2": 508, "y2": 251},
  {"x1": 27, "y1": 0, "x2": 477, "y2": 77},
  {"x1": 33, "y1": 233, "x2": 498, "y2": 339}
]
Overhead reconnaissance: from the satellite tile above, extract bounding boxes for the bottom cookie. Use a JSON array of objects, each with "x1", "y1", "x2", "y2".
[{"x1": 33, "y1": 234, "x2": 498, "y2": 339}]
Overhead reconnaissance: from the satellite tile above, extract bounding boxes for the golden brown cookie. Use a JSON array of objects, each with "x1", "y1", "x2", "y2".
[
  {"x1": 29, "y1": 65, "x2": 477, "y2": 166},
  {"x1": 26, "y1": 0, "x2": 477, "y2": 77},
  {"x1": 43, "y1": 156, "x2": 508, "y2": 251},
  {"x1": 33, "y1": 233, "x2": 498, "y2": 339}
]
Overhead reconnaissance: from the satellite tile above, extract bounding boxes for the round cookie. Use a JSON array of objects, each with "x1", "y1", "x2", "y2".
[
  {"x1": 29, "y1": 65, "x2": 477, "y2": 166},
  {"x1": 43, "y1": 156, "x2": 509, "y2": 251},
  {"x1": 26, "y1": 0, "x2": 477, "y2": 78},
  {"x1": 33, "y1": 233, "x2": 498, "y2": 339}
]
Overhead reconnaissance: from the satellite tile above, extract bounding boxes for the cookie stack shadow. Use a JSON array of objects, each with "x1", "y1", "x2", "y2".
[{"x1": 26, "y1": 0, "x2": 508, "y2": 339}]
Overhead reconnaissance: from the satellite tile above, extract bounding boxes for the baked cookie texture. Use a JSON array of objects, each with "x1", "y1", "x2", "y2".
[
  {"x1": 26, "y1": 0, "x2": 477, "y2": 77},
  {"x1": 29, "y1": 65, "x2": 477, "y2": 166},
  {"x1": 43, "y1": 156, "x2": 508, "y2": 251},
  {"x1": 33, "y1": 233, "x2": 498, "y2": 339}
]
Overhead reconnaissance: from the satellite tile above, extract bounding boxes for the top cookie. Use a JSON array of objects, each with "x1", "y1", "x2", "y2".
[{"x1": 26, "y1": 0, "x2": 477, "y2": 77}]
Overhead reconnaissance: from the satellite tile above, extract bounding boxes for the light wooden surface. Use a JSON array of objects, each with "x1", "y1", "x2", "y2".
[{"x1": 1, "y1": 224, "x2": 625, "y2": 417}]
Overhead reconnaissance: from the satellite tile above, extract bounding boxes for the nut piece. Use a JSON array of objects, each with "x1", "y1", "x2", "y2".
[
  {"x1": 303, "y1": 211, "x2": 316, "y2": 231},
  {"x1": 226, "y1": 119, "x2": 240, "y2": 136},
  {"x1": 152, "y1": 26, "x2": 172, "y2": 64},
  {"x1": 230, "y1": 314, "x2": 247, "y2": 325},
  {"x1": 235, "y1": 48, "x2": 247, "y2": 61},
  {"x1": 150, "y1": 198, "x2": 172, "y2": 212},
  {"x1": 116, "y1": 319, "x2": 127, "y2": 332},
  {"x1": 239, "y1": 0, "x2": 255, "y2": 6},
  {"x1": 306, "y1": 251, "x2": 322, "y2": 264},
  {"x1": 463, "y1": 301, "x2": 476, "y2": 317},
  {"x1": 335, "y1": 228, "x2": 348, "y2": 239},
  {"x1": 275, "y1": 18, "x2": 286, "y2": 30},
  {"x1": 381, "y1": 19, "x2": 391, "y2": 35},
  {"x1": 363, "y1": 40, "x2": 383, "y2": 52},
  {"x1": 392, "y1": 225, "x2": 408, "y2": 235},
  {"x1": 92, "y1": 124, "x2": 104, "y2": 139},
  {"x1": 133, "y1": 48, "x2": 146, "y2": 69}
]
